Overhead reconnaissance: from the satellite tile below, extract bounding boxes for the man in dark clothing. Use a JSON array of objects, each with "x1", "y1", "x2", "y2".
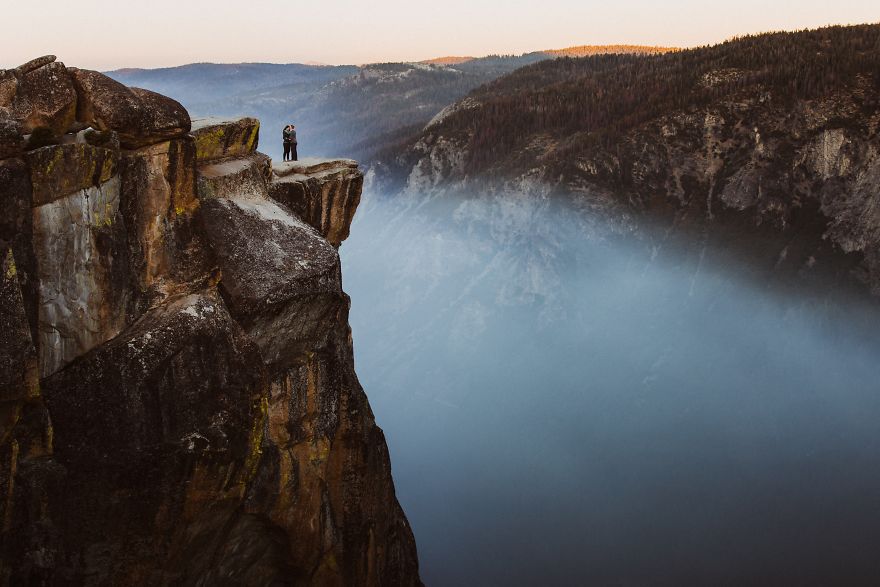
[
  {"x1": 289, "y1": 125, "x2": 298, "y2": 161},
  {"x1": 282, "y1": 125, "x2": 292, "y2": 161}
]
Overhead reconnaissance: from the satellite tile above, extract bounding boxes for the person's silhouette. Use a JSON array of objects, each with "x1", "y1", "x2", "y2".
[
  {"x1": 282, "y1": 124, "x2": 292, "y2": 161},
  {"x1": 289, "y1": 125, "x2": 298, "y2": 161}
]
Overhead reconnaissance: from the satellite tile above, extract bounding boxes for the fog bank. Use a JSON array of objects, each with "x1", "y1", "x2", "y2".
[{"x1": 342, "y1": 186, "x2": 880, "y2": 586}]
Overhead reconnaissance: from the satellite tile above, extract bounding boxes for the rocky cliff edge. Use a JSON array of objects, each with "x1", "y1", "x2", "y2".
[{"x1": 0, "y1": 55, "x2": 420, "y2": 585}]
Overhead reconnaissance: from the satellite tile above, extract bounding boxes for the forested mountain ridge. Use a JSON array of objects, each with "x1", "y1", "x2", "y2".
[
  {"x1": 376, "y1": 24, "x2": 880, "y2": 294},
  {"x1": 543, "y1": 44, "x2": 677, "y2": 57}
]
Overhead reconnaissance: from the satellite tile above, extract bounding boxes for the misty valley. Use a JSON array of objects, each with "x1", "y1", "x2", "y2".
[
  {"x1": 2, "y1": 19, "x2": 879, "y2": 587},
  {"x1": 344, "y1": 186, "x2": 880, "y2": 585}
]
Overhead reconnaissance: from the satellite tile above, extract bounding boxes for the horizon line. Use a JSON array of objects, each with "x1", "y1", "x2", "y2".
[
  {"x1": 98, "y1": 21, "x2": 877, "y2": 72},
  {"x1": 4, "y1": 21, "x2": 876, "y2": 72}
]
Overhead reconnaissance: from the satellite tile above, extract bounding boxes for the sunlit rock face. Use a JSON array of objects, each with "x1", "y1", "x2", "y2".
[
  {"x1": 191, "y1": 116, "x2": 260, "y2": 162},
  {"x1": 18, "y1": 142, "x2": 127, "y2": 376},
  {"x1": 32, "y1": 175, "x2": 127, "y2": 376},
  {"x1": 0, "y1": 57, "x2": 420, "y2": 586}
]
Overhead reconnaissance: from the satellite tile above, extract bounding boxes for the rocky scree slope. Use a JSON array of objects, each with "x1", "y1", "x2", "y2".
[
  {"x1": 0, "y1": 56, "x2": 419, "y2": 585},
  {"x1": 379, "y1": 25, "x2": 880, "y2": 295}
]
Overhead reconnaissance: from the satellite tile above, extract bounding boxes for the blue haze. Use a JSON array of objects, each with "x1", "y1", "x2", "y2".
[{"x1": 342, "y1": 187, "x2": 880, "y2": 586}]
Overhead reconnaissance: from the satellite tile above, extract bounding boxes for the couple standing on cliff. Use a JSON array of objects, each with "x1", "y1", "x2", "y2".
[{"x1": 283, "y1": 124, "x2": 298, "y2": 161}]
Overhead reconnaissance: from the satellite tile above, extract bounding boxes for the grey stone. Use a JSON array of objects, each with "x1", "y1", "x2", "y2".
[
  {"x1": 197, "y1": 193, "x2": 343, "y2": 368},
  {"x1": 197, "y1": 153, "x2": 271, "y2": 200},
  {"x1": 32, "y1": 176, "x2": 129, "y2": 376}
]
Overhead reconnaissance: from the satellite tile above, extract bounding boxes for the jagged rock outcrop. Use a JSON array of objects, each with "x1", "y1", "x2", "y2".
[
  {"x1": 0, "y1": 56, "x2": 419, "y2": 586},
  {"x1": 69, "y1": 67, "x2": 191, "y2": 148},
  {"x1": 270, "y1": 159, "x2": 364, "y2": 247},
  {"x1": 0, "y1": 58, "x2": 77, "y2": 136}
]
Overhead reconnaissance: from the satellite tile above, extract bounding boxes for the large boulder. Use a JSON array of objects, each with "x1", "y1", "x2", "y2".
[
  {"x1": 197, "y1": 195, "x2": 341, "y2": 318},
  {"x1": 269, "y1": 159, "x2": 363, "y2": 247},
  {"x1": 191, "y1": 117, "x2": 260, "y2": 163},
  {"x1": 2, "y1": 57, "x2": 77, "y2": 136},
  {"x1": 43, "y1": 290, "x2": 263, "y2": 461},
  {"x1": 197, "y1": 193, "x2": 343, "y2": 368},
  {"x1": 69, "y1": 68, "x2": 190, "y2": 148},
  {"x1": 38, "y1": 291, "x2": 267, "y2": 583}
]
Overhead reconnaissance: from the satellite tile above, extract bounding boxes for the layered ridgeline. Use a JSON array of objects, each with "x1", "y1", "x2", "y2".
[
  {"x1": 107, "y1": 46, "x2": 676, "y2": 163},
  {"x1": 0, "y1": 56, "x2": 419, "y2": 584},
  {"x1": 377, "y1": 24, "x2": 880, "y2": 295}
]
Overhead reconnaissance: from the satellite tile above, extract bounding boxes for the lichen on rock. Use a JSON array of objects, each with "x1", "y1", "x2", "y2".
[
  {"x1": 191, "y1": 116, "x2": 260, "y2": 163},
  {"x1": 3, "y1": 57, "x2": 77, "y2": 136}
]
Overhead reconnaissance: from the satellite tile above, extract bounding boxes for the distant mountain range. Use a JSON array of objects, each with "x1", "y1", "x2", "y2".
[
  {"x1": 543, "y1": 44, "x2": 678, "y2": 57},
  {"x1": 107, "y1": 45, "x2": 675, "y2": 162},
  {"x1": 419, "y1": 45, "x2": 676, "y2": 65}
]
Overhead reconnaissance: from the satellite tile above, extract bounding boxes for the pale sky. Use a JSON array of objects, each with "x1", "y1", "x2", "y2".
[{"x1": 2, "y1": 0, "x2": 878, "y2": 70}]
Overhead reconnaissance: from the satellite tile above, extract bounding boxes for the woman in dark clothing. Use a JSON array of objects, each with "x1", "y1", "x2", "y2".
[{"x1": 282, "y1": 125, "x2": 292, "y2": 161}]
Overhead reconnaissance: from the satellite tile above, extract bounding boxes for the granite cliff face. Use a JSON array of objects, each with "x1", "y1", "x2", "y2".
[
  {"x1": 378, "y1": 26, "x2": 880, "y2": 297},
  {"x1": 0, "y1": 56, "x2": 420, "y2": 585},
  {"x1": 392, "y1": 84, "x2": 880, "y2": 295}
]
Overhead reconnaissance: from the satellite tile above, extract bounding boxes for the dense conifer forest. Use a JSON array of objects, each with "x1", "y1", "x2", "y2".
[{"x1": 413, "y1": 25, "x2": 880, "y2": 174}]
